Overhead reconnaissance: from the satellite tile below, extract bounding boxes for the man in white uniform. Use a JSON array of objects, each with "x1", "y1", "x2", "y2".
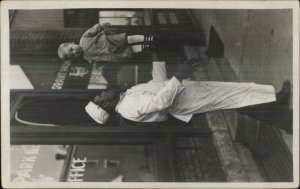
[{"x1": 86, "y1": 61, "x2": 292, "y2": 133}]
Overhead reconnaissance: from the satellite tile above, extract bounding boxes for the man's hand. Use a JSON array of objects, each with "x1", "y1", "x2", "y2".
[
  {"x1": 102, "y1": 22, "x2": 111, "y2": 27},
  {"x1": 94, "y1": 95, "x2": 110, "y2": 108},
  {"x1": 174, "y1": 59, "x2": 199, "y2": 82},
  {"x1": 174, "y1": 63, "x2": 188, "y2": 82},
  {"x1": 94, "y1": 95, "x2": 102, "y2": 103}
]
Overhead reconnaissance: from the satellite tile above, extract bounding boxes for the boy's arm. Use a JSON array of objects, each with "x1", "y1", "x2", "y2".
[{"x1": 82, "y1": 22, "x2": 111, "y2": 37}]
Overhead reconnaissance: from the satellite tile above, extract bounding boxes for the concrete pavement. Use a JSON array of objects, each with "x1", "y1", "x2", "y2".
[{"x1": 189, "y1": 9, "x2": 294, "y2": 181}]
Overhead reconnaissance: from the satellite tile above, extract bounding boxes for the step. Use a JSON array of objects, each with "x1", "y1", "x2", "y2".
[
  {"x1": 251, "y1": 124, "x2": 293, "y2": 182},
  {"x1": 234, "y1": 143, "x2": 264, "y2": 181},
  {"x1": 190, "y1": 52, "x2": 264, "y2": 181},
  {"x1": 186, "y1": 51, "x2": 241, "y2": 140},
  {"x1": 174, "y1": 136, "x2": 227, "y2": 182},
  {"x1": 205, "y1": 58, "x2": 239, "y2": 139},
  {"x1": 192, "y1": 57, "x2": 247, "y2": 181},
  {"x1": 212, "y1": 130, "x2": 248, "y2": 181}
]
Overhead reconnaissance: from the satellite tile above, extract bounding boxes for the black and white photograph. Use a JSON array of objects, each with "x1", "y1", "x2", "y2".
[{"x1": 1, "y1": 0, "x2": 299, "y2": 188}]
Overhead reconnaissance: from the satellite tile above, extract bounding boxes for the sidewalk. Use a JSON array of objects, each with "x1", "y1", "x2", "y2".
[{"x1": 189, "y1": 9, "x2": 293, "y2": 181}]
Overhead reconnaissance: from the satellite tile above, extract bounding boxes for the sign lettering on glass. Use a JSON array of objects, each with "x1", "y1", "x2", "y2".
[
  {"x1": 51, "y1": 62, "x2": 71, "y2": 89},
  {"x1": 67, "y1": 157, "x2": 87, "y2": 182},
  {"x1": 12, "y1": 145, "x2": 41, "y2": 182}
]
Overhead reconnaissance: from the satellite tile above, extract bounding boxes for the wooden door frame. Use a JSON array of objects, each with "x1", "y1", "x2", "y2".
[{"x1": 10, "y1": 89, "x2": 211, "y2": 145}]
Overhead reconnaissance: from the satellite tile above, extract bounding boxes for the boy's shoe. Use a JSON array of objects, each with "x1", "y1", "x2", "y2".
[
  {"x1": 144, "y1": 35, "x2": 155, "y2": 43},
  {"x1": 141, "y1": 43, "x2": 154, "y2": 52}
]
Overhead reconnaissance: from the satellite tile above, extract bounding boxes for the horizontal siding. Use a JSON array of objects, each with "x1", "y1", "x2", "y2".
[
  {"x1": 10, "y1": 29, "x2": 85, "y2": 54},
  {"x1": 11, "y1": 10, "x2": 64, "y2": 29}
]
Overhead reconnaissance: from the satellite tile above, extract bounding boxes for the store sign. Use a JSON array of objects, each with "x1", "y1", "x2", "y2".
[
  {"x1": 12, "y1": 145, "x2": 41, "y2": 182},
  {"x1": 52, "y1": 61, "x2": 107, "y2": 89},
  {"x1": 11, "y1": 145, "x2": 66, "y2": 182},
  {"x1": 67, "y1": 157, "x2": 87, "y2": 182},
  {"x1": 52, "y1": 62, "x2": 71, "y2": 89},
  {"x1": 69, "y1": 66, "x2": 89, "y2": 78}
]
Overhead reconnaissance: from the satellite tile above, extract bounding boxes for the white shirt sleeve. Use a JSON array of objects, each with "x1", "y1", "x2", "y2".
[
  {"x1": 152, "y1": 61, "x2": 168, "y2": 82},
  {"x1": 138, "y1": 76, "x2": 185, "y2": 115},
  {"x1": 172, "y1": 113, "x2": 193, "y2": 123}
]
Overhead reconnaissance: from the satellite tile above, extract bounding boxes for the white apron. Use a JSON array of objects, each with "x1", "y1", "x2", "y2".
[
  {"x1": 116, "y1": 62, "x2": 276, "y2": 123},
  {"x1": 170, "y1": 80, "x2": 276, "y2": 119}
]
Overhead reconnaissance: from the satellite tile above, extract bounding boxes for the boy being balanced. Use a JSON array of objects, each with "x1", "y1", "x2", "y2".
[{"x1": 58, "y1": 22, "x2": 154, "y2": 63}]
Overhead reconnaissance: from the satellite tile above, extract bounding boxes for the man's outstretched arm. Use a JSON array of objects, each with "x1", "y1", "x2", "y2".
[{"x1": 152, "y1": 61, "x2": 168, "y2": 82}]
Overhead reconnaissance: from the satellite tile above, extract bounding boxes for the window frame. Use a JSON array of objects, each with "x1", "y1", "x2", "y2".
[{"x1": 64, "y1": 9, "x2": 147, "y2": 28}]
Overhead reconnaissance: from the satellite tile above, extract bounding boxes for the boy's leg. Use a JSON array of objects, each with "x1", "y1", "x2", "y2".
[
  {"x1": 131, "y1": 44, "x2": 152, "y2": 53},
  {"x1": 127, "y1": 35, "x2": 145, "y2": 44},
  {"x1": 130, "y1": 45, "x2": 142, "y2": 53},
  {"x1": 127, "y1": 35, "x2": 155, "y2": 45}
]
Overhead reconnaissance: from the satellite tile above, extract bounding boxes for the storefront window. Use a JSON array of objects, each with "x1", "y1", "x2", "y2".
[
  {"x1": 11, "y1": 144, "x2": 156, "y2": 182},
  {"x1": 11, "y1": 145, "x2": 69, "y2": 182},
  {"x1": 64, "y1": 9, "x2": 144, "y2": 28},
  {"x1": 157, "y1": 11, "x2": 179, "y2": 25},
  {"x1": 64, "y1": 145, "x2": 155, "y2": 182},
  {"x1": 99, "y1": 10, "x2": 144, "y2": 26},
  {"x1": 153, "y1": 9, "x2": 193, "y2": 26},
  {"x1": 64, "y1": 9, "x2": 99, "y2": 28}
]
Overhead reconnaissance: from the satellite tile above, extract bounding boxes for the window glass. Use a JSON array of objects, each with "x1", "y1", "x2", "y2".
[
  {"x1": 99, "y1": 10, "x2": 144, "y2": 26},
  {"x1": 66, "y1": 145, "x2": 155, "y2": 182},
  {"x1": 64, "y1": 9, "x2": 98, "y2": 28},
  {"x1": 168, "y1": 11, "x2": 179, "y2": 24},
  {"x1": 157, "y1": 12, "x2": 168, "y2": 24},
  {"x1": 99, "y1": 11, "x2": 143, "y2": 17},
  {"x1": 154, "y1": 10, "x2": 193, "y2": 26},
  {"x1": 11, "y1": 144, "x2": 155, "y2": 182},
  {"x1": 11, "y1": 145, "x2": 69, "y2": 182},
  {"x1": 99, "y1": 17, "x2": 143, "y2": 26}
]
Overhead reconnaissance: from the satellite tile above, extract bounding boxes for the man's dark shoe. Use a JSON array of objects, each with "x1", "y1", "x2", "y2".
[{"x1": 276, "y1": 80, "x2": 291, "y2": 104}]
